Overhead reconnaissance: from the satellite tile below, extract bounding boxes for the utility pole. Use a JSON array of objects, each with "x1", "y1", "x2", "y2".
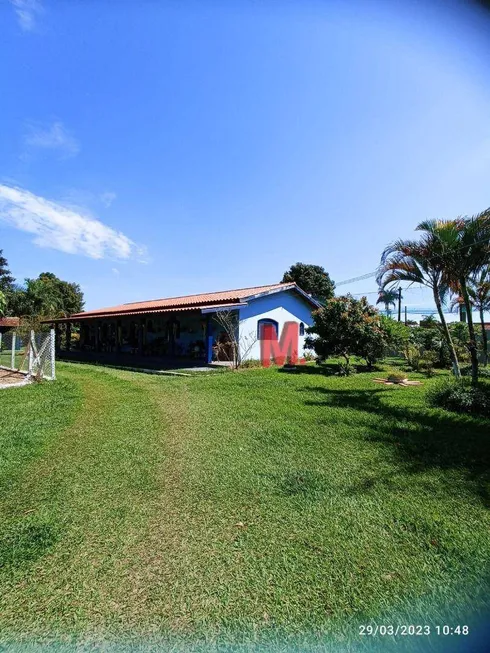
[
  {"x1": 398, "y1": 288, "x2": 402, "y2": 322},
  {"x1": 404, "y1": 306, "x2": 407, "y2": 326}
]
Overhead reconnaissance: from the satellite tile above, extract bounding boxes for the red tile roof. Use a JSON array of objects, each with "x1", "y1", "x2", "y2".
[
  {"x1": 52, "y1": 283, "x2": 314, "y2": 322},
  {"x1": 0, "y1": 317, "x2": 20, "y2": 327}
]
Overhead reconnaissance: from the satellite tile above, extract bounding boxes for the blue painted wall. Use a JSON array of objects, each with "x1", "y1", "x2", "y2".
[{"x1": 238, "y1": 289, "x2": 315, "y2": 361}]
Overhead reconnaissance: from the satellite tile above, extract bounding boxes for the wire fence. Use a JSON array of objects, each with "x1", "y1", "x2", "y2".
[{"x1": 0, "y1": 329, "x2": 56, "y2": 381}]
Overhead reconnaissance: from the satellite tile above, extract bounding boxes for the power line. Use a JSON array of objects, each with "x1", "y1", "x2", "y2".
[
  {"x1": 336, "y1": 272, "x2": 377, "y2": 286},
  {"x1": 350, "y1": 287, "x2": 423, "y2": 297},
  {"x1": 336, "y1": 233, "x2": 490, "y2": 287}
]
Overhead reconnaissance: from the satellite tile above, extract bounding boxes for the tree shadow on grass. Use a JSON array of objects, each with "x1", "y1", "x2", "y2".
[
  {"x1": 278, "y1": 363, "x2": 339, "y2": 376},
  {"x1": 303, "y1": 386, "x2": 490, "y2": 506},
  {"x1": 279, "y1": 361, "x2": 384, "y2": 376},
  {"x1": 0, "y1": 521, "x2": 59, "y2": 572}
]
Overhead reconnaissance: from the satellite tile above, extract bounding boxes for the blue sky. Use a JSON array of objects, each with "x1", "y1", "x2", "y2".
[{"x1": 1, "y1": 0, "x2": 490, "y2": 317}]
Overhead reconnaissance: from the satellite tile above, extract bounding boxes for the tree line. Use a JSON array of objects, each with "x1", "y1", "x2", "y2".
[
  {"x1": 0, "y1": 249, "x2": 84, "y2": 332},
  {"x1": 285, "y1": 209, "x2": 490, "y2": 386},
  {"x1": 377, "y1": 210, "x2": 490, "y2": 384},
  {"x1": 1, "y1": 231, "x2": 488, "y2": 385}
]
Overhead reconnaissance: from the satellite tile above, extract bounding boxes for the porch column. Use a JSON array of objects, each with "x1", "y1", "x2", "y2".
[
  {"x1": 54, "y1": 323, "x2": 61, "y2": 353},
  {"x1": 79, "y1": 322, "x2": 86, "y2": 349},
  {"x1": 116, "y1": 319, "x2": 122, "y2": 353},
  {"x1": 111, "y1": 321, "x2": 116, "y2": 352},
  {"x1": 101, "y1": 321, "x2": 107, "y2": 351},
  {"x1": 95, "y1": 321, "x2": 100, "y2": 352},
  {"x1": 205, "y1": 315, "x2": 214, "y2": 364},
  {"x1": 138, "y1": 317, "x2": 145, "y2": 356},
  {"x1": 66, "y1": 322, "x2": 72, "y2": 352}
]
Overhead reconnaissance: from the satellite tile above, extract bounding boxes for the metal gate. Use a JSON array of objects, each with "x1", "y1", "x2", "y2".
[{"x1": 0, "y1": 329, "x2": 56, "y2": 381}]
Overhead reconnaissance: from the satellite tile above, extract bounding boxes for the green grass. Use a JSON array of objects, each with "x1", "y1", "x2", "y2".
[
  {"x1": 0, "y1": 361, "x2": 488, "y2": 648},
  {"x1": 0, "y1": 349, "x2": 27, "y2": 369}
]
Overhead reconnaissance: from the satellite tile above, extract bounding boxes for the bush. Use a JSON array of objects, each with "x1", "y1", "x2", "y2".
[
  {"x1": 427, "y1": 379, "x2": 490, "y2": 417},
  {"x1": 459, "y1": 365, "x2": 490, "y2": 379},
  {"x1": 420, "y1": 351, "x2": 438, "y2": 377},
  {"x1": 337, "y1": 360, "x2": 355, "y2": 376},
  {"x1": 403, "y1": 343, "x2": 422, "y2": 371},
  {"x1": 386, "y1": 370, "x2": 407, "y2": 383},
  {"x1": 379, "y1": 316, "x2": 411, "y2": 353},
  {"x1": 305, "y1": 295, "x2": 388, "y2": 369}
]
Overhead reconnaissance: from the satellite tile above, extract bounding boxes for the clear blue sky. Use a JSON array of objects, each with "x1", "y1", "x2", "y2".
[{"x1": 1, "y1": 0, "x2": 490, "y2": 317}]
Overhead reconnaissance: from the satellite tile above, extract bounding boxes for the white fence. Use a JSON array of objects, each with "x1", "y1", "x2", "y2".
[{"x1": 0, "y1": 329, "x2": 56, "y2": 381}]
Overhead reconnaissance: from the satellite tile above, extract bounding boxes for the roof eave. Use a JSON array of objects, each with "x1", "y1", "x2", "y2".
[
  {"x1": 42, "y1": 301, "x2": 249, "y2": 323},
  {"x1": 243, "y1": 283, "x2": 322, "y2": 308},
  {"x1": 200, "y1": 303, "x2": 248, "y2": 314}
]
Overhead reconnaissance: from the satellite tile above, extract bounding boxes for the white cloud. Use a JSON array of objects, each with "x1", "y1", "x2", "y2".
[
  {"x1": 10, "y1": 0, "x2": 42, "y2": 32},
  {"x1": 100, "y1": 191, "x2": 117, "y2": 208},
  {"x1": 23, "y1": 121, "x2": 80, "y2": 159},
  {"x1": 0, "y1": 184, "x2": 146, "y2": 261},
  {"x1": 111, "y1": 267, "x2": 120, "y2": 276}
]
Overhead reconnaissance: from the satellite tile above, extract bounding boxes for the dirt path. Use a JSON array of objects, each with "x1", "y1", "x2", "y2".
[{"x1": 0, "y1": 367, "x2": 187, "y2": 638}]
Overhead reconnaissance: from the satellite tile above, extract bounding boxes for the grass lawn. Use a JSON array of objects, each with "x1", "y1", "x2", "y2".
[{"x1": 0, "y1": 361, "x2": 489, "y2": 648}]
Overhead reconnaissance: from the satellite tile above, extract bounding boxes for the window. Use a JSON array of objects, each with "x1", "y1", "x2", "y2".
[
  {"x1": 299, "y1": 322, "x2": 305, "y2": 336},
  {"x1": 257, "y1": 318, "x2": 279, "y2": 340}
]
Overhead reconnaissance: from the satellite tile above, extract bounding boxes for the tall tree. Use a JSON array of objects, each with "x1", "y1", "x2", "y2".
[
  {"x1": 451, "y1": 266, "x2": 490, "y2": 367},
  {"x1": 377, "y1": 233, "x2": 461, "y2": 377},
  {"x1": 37, "y1": 272, "x2": 84, "y2": 316},
  {"x1": 470, "y1": 267, "x2": 490, "y2": 367},
  {"x1": 376, "y1": 289, "x2": 399, "y2": 317},
  {"x1": 305, "y1": 295, "x2": 387, "y2": 371},
  {"x1": 281, "y1": 263, "x2": 335, "y2": 303},
  {"x1": 417, "y1": 212, "x2": 490, "y2": 384},
  {"x1": 0, "y1": 249, "x2": 15, "y2": 292},
  {"x1": 8, "y1": 272, "x2": 84, "y2": 321}
]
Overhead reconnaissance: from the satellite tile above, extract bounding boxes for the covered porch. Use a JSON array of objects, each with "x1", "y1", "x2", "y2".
[
  {"x1": 55, "y1": 349, "x2": 213, "y2": 371},
  {"x1": 50, "y1": 307, "x2": 234, "y2": 367}
]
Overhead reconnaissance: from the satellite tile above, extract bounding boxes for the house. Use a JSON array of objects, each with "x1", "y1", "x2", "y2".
[{"x1": 48, "y1": 282, "x2": 320, "y2": 366}]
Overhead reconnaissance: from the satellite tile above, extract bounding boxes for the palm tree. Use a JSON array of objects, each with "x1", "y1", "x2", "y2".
[
  {"x1": 418, "y1": 211, "x2": 490, "y2": 384},
  {"x1": 376, "y1": 289, "x2": 399, "y2": 317},
  {"x1": 471, "y1": 267, "x2": 490, "y2": 366},
  {"x1": 377, "y1": 234, "x2": 461, "y2": 377},
  {"x1": 451, "y1": 266, "x2": 490, "y2": 366}
]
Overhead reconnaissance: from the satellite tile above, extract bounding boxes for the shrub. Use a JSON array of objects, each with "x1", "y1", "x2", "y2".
[
  {"x1": 379, "y1": 316, "x2": 411, "y2": 353},
  {"x1": 306, "y1": 295, "x2": 388, "y2": 369},
  {"x1": 409, "y1": 325, "x2": 450, "y2": 368},
  {"x1": 427, "y1": 379, "x2": 490, "y2": 417},
  {"x1": 386, "y1": 370, "x2": 407, "y2": 383},
  {"x1": 338, "y1": 360, "x2": 355, "y2": 376},
  {"x1": 403, "y1": 343, "x2": 422, "y2": 371},
  {"x1": 459, "y1": 365, "x2": 490, "y2": 379},
  {"x1": 420, "y1": 351, "x2": 438, "y2": 377}
]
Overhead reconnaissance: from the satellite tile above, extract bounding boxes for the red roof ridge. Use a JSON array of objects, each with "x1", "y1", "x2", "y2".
[{"x1": 120, "y1": 282, "x2": 293, "y2": 306}]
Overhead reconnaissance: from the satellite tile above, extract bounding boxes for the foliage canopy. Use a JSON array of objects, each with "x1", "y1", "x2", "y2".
[
  {"x1": 281, "y1": 262, "x2": 335, "y2": 304},
  {"x1": 306, "y1": 295, "x2": 387, "y2": 369}
]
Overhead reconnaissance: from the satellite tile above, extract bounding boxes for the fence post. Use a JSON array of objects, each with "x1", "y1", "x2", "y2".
[
  {"x1": 29, "y1": 330, "x2": 34, "y2": 376},
  {"x1": 50, "y1": 329, "x2": 56, "y2": 380},
  {"x1": 11, "y1": 332, "x2": 16, "y2": 370}
]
